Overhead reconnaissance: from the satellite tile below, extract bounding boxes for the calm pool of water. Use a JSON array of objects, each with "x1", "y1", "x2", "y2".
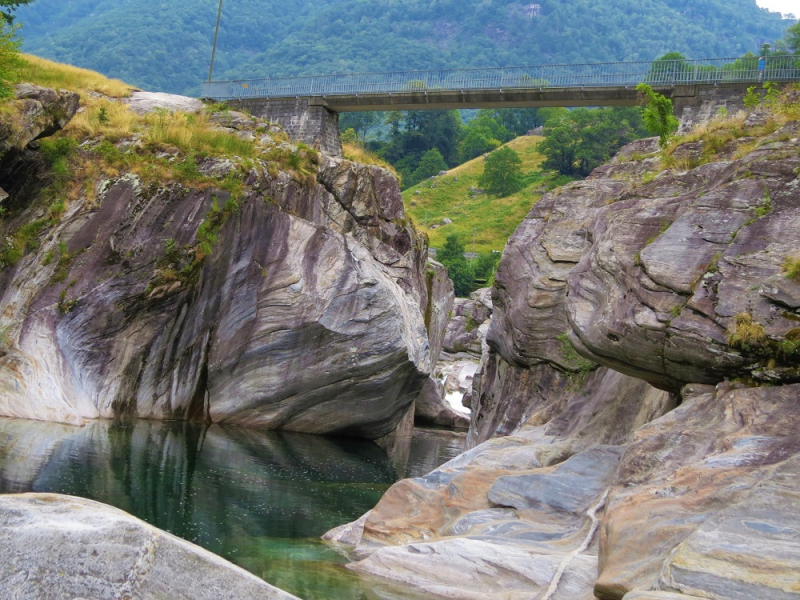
[{"x1": 0, "y1": 417, "x2": 465, "y2": 599}]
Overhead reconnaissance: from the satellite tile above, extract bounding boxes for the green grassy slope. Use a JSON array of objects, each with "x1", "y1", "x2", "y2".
[{"x1": 402, "y1": 136, "x2": 569, "y2": 253}]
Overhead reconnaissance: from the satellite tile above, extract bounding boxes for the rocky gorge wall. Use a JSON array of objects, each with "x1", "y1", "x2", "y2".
[
  {"x1": 0, "y1": 86, "x2": 445, "y2": 440},
  {"x1": 326, "y1": 93, "x2": 800, "y2": 599}
]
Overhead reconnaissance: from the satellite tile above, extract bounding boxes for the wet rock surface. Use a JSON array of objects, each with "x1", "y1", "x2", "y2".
[{"x1": 0, "y1": 493, "x2": 298, "y2": 600}]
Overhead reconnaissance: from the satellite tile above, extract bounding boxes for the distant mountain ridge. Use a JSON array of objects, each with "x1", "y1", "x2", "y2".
[{"x1": 16, "y1": 0, "x2": 796, "y2": 95}]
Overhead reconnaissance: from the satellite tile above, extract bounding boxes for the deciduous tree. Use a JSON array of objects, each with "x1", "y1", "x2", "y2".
[{"x1": 479, "y1": 146, "x2": 523, "y2": 197}]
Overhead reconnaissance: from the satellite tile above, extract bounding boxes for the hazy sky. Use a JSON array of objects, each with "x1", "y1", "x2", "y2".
[{"x1": 756, "y1": 0, "x2": 797, "y2": 17}]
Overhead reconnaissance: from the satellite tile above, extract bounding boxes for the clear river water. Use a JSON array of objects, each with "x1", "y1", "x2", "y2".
[{"x1": 0, "y1": 417, "x2": 466, "y2": 599}]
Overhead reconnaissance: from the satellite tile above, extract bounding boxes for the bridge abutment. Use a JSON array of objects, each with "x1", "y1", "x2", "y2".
[
  {"x1": 228, "y1": 98, "x2": 343, "y2": 157},
  {"x1": 672, "y1": 84, "x2": 749, "y2": 133}
]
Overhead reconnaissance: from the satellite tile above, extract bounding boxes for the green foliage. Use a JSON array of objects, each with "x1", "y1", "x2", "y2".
[
  {"x1": 409, "y1": 148, "x2": 448, "y2": 186},
  {"x1": 0, "y1": 22, "x2": 22, "y2": 98},
  {"x1": 15, "y1": 0, "x2": 792, "y2": 96},
  {"x1": 637, "y1": 83, "x2": 679, "y2": 147},
  {"x1": 744, "y1": 81, "x2": 782, "y2": 109},
  {"x1": 458, "y1": 111, "x2": 512, "y2": 162},
  {"x1": 556, "y1": 332, "x2": 597, "y2": 373},
  {"x1": 0, "y1": 0, "x2": 33, "y2": 25},
  {"x1": 375, "y1": 110, "x2": 463, "y2": 187},
  {"x1": 402, "y1": 136, "x2": 556, "y2": 253},
  {"x1": 755, "y1": 189, "x2": 772, "y2": 218},
  {"x1": 339, "y1": 112, "x2": 381, "y2": 141},
  {"x1": 473, "y1": 251, "x2": 501, "y2": 283},
  {"x1": 438, "y1": 234, "x2": 474, "y2": 297},
  {"x1": 340, "y1": 128, "x2": 359, "y2": 145},
  {"x1": 786, "y1": 22, "x2": 800, "y2": 55},
  {"x1": 479, "y1": 146, "x2": 523, "y2": 197},
  {"x1": 539, "y1": 107, "x2": 648, "y2": 177}
]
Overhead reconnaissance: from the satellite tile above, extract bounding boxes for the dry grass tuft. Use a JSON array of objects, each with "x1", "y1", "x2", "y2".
[
  {"x1": 727, "y1": 313, "x2": 768, "y2": 350},
  {"x1": 18, "y1": 54, "x2": 133, "y2": 98},
  {"x1": 65, "y1": 99, "x2": 137, "y2": 140},
  {"x1": 783, "y1": 254, "x2": 800, "y2": 282},
  {"x1": 343, "y1": 142, "x2": 401, "y2": 182}
]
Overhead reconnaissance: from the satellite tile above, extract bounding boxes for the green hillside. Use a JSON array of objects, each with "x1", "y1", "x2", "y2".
[
  {"x1": 402, "y1": 136, "x2": 565, "y2": 253},
  {"x1": 15, "y1": 0, "x2": 796, "y2": 95}
]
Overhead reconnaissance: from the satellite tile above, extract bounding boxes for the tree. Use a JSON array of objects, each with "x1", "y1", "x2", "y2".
[
  {"x1": 339, "y1": 112, "x2": 381, "y2": 141},
  {"x1": 409, "y1": 147, "x2": 447, "y2": 186},
  {"x1": 1, "y1": 0, "x2": 33, "y2": 24},
  {"x1": 438, "y1": 234, "x2": 474, "y2": 297},
  {"x1": 539, "y1": 107, "x2": 649, "y2": 177},
  {"x1": 786, "y1": 22, "x2": 800, "y2": 55},
  {"x1": 637, "y1": 83, "x2": 679, "y2": 147},
  {"x1": 340, "y1": 128, "x2": 359, "y2": 145},
  {"x1": 479, "y1": 146, "x2": 523, "y2": 197},
  {"x1": 473, "y1": 251, "x2": 501, "y2": 283}
]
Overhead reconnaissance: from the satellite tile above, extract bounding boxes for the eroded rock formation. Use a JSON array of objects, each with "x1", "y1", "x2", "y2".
[
  {"x1": 0, "y1": 93, "x2": 431, "y2": 439},
  {"x1": 327, "y1": 101, "x2": 800, "y2": 599}
]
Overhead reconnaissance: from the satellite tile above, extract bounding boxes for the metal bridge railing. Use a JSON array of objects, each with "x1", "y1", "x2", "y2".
[{"x1": 201, "y1": 56, "x2": 800, "y2": 101}]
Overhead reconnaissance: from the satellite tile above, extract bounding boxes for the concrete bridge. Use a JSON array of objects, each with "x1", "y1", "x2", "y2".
[{"x1": 201, "y1": 56, "x2": 800, "y2": 155}]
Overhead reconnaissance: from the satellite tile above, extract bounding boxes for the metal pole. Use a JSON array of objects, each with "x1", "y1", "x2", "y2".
[{"x1": 208, "y1": 0, "x2": 224, "y2": 82}]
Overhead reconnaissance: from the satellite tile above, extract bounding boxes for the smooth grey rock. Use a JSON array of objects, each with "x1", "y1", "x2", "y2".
[
  {"x1": 623, "y1": 593, "x2": 705, "y2": 600},
  {"x1": 349, "y1": 537, "x2": 598, "y2": 600},
  {"x1": 596, "y1": 383, "x2": 800, "y2": 598},
  {"x1": 566, "y1": 122, "x2": 800, "y2": 390},
  {"x1": 443, "y1": 287, "x2": 492, "y2": 356},
  {"x1": 661, "y1": 453, "x2": 800, "y2": 600},
  {"x1": 0, "y1": 493, "x2": 298, "y2": 600},
  {"x1": 123, "y1": 91, "x2": 204, "y2": 115},
  {"x1": 415, "y1": 376, "x2": 469, "y2": 429},
  {"x1": 488, "y1": 445, "x2": 624, "y2": 514}
]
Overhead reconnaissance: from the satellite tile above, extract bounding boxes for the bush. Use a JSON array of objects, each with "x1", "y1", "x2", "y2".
[
  {"x1": 637, "y1": 83, "x2": 679, "y2": 147},
  {"x1": 479, "y1": 146, "x2": 523, "y2": 197},
  {"x1": 438, "y1": 234, "x2": 474, "y2": 297}
]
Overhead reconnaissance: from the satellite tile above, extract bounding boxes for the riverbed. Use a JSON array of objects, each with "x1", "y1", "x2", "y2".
[{"x1": 0, "y1": 417, "x2": 465, "y2": 599}]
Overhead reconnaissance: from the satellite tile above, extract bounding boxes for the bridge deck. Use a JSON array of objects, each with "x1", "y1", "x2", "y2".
[{"x1": 202, "y1": 56, "x2": 800, "y2": 111}]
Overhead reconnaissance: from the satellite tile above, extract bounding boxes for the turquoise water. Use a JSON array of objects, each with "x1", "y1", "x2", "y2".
[{"x1": 0, "y1": 417, "x2": 465, "y2": 599}]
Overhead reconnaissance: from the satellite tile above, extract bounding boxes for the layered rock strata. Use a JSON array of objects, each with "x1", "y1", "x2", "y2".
[
  {"x1": 329, "y1": 102, "x2": 800, "y2": 598},
  {"x1": 0, "y1": 94, "x2": 431, "y2": 439}
]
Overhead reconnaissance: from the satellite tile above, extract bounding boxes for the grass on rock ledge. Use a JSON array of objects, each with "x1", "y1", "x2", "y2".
[{"x1": 0, "y1": 55, "x2": 320, "y2": 271}]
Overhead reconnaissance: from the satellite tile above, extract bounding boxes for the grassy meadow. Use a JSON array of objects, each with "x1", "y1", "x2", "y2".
[{"x1": 402, "y1": 136, "x2": 572, "y2": 253}]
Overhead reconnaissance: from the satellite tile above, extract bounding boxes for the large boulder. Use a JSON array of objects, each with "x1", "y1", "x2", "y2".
[
  {"x1": 0, "y1": 493, "x2": 298, "y2": 600},
  {"x1": 0, "y1": 107, "x2": 431, "y2": 439},
  {"x1": 443, "y1": 287, "x2": 492, "y2": 356},
  {"x1": 0, "y1": 84, "x2": 80, "y2": 162},
  {"x1": 567, "y1": 121, "x2": 800, "y2": 390}
]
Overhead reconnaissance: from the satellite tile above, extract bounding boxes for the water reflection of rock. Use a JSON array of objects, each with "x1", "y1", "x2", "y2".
[
  {"x1": 0, "y1": 417, "x2": 466, "y2": 600},
  {"x1": 0, "y1": 418, "x2": 397, "y2": 548}
]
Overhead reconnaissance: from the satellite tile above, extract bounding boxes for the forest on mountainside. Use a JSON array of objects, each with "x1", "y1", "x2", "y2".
[{"x1": 15, "y1": 0, "x2": 795, "y2": 95}]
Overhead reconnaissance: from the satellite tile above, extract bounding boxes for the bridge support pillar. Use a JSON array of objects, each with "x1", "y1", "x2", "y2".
[
  {"x1": 672, "y1": 84, "x2": 749, "y2": 133},
  {"x1": 227, "y1": 98, "x2": 342, "y2": 157}
]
